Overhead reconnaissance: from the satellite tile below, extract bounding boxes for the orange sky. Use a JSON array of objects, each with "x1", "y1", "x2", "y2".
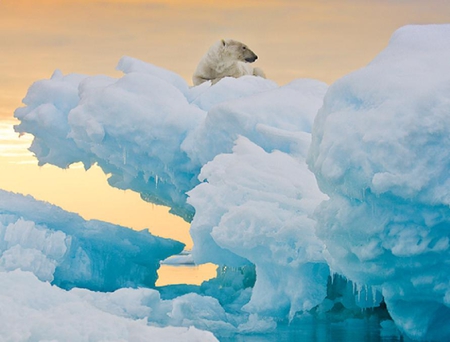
[
  {"x1": 1, "y1": 0, "x2": 450, "y2": 260},
  {"x1": 2, "y1": 0, "x2": 450, "y2": 120},
  {"x1": 0, "y1": 0, "x2": 450, "y2": 111}
]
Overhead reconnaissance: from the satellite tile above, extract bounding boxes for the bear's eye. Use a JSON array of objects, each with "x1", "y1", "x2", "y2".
[{"x1": 242, "y1": 46, "x2": 246, "y2": 50}]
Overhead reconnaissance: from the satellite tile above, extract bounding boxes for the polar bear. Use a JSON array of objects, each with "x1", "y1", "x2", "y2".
[{"x1": 193, "y1": 39, "x2": 266, "y2": 86}]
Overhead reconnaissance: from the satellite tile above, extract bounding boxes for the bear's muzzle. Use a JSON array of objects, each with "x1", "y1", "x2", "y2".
[{"x1": 245, "y1": 55, "x2": 258, "y2": 63}]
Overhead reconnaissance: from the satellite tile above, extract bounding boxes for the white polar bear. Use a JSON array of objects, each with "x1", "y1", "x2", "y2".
[{"x1": 193, "y1": 39, "x2": 266, "y2": 86}]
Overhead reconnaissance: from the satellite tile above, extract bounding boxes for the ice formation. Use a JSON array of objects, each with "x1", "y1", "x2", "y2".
[
  {"x1": 0, "y1": 190, "x2": 220, "y2": 340},
  {"x1": 8, "y1": 24, "x2": 450, "y2": 340},
  {"x1": 188, "y1": 136, "x2": 329, "y2": 320},
  {"x1": 0, "y1": 270, "x2": 218, "y2": 341},
  {"x1": 308, "y1": 24, "x2": 450, "y2": 341},
  {"x1": 0, "y1": 189, "x2": 184, "y2": 291}
]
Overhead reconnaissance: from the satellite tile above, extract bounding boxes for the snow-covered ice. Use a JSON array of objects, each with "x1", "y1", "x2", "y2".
[
  {"x1": 0, "y1": 190, "x2": 219, "y2": 340},
  {"x1": 0, "y1": 189, "x2": 184, "y2": 291},
  {"x1": 188, "y1": 136, "x2": 329, "y2": 320},
  {"x1": 0, "y1": 270, "x2": 218, "y2": 342},
  {"x1": 308, "y1": 24, "x2": 450, "y2": 341},
  {"x1": 7, "y1": 24, "x2": 450, "y2": 341}
]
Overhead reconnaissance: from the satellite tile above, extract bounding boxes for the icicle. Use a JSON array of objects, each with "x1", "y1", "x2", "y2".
[
  {"x1": 155, "y1": 174, "x2": 159, "y2": 189},
  {"x1": 372, "y1": 286, "x2": 378, "y2": 307},
  {"x1": 122, "y1": 147, "x2": 127, "y2": 165}
]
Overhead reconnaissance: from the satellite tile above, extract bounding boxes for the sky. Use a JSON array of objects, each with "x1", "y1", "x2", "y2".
[{"x1": 0, "y1": 0, "x2": 450, "y2": 263}]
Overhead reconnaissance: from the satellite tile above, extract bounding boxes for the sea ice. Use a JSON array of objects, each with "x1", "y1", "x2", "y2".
[
  {"x1": 0, "y1": 189, "x2": 184, "y2": 291},
  {"x1": 308, "y1": 24, "x2": 450, "y2": 341},
  {"x1": 11, "y1": 23, "x2": 450, "y2": 341}
]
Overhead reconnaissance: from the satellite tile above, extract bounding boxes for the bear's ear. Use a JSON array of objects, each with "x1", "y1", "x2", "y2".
[{"x1": 221, "y1": 39, "x2": 226, "y2": 47}]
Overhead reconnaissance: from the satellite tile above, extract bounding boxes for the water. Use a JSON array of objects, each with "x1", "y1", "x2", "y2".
[{"x1": 220, "y1": 316, "x2": 405, "y2": 342}]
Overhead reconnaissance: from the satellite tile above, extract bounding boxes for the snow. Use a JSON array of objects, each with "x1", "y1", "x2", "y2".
[
  {"x1": 0, "y1": 189, "x2": 184, "y2": 292},
  {"x1": 0, "y1": 270, "x2": 218, "y2": 342},
  {"x1": 0, "y1": 190, "x2": 220, "y2": 340},
  {"x1": 308, "y1": 24, "x2": 450, "y2": 341},
  {"x1": 7, "y1": 24, "x2": 450, "y2": 341},
  {"x1": 188, "y1": 136, "x2": 329, "y2": 320}
]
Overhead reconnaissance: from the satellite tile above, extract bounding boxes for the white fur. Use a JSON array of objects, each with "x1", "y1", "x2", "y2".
[{"x1": 193, "y1": 39, "x2": 266, "y2": 86}]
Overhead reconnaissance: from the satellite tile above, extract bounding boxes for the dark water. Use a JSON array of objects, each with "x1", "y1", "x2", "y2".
[{"x1": 219, "y1": 317, "x2": 407, "y2": 342}]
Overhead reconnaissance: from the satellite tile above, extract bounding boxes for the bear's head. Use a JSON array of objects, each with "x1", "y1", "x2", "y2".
[{"x1": 221, "y1": 39, "x2": 258, "y2": 63}]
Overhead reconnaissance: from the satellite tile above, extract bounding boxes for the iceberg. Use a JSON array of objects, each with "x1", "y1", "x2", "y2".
[
  {"x1": 0, "y1": 189, "x2": 184, "y2": 291},
  {"x1": 308, "y1": 24, "x2": 450, "y2": 341},
  {"x1": 0, "y1": 190, "x2": 220, "y2": 340},
  {"x1": 9, "y1": 24, "x2": 450, "y2": 341}
]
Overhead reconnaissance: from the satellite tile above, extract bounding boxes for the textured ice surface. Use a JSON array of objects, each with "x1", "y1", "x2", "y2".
[
  {"x1": 188, "y1": 137, "x2": 329, "y2": 320},
  {"x1": 14, "y1": 58, "x2": 330, "y2": 321},
  {"x1": 0, "y1": 189, "x2": 184, "y2": 291},
  {"x1": 0, "y1": 270, "x2": 218, "y2": 342},
  {"x1": 308, "y1": 24, "x2": 450, "y2": 341},
  {"x1": 12, "y1": 24, "x2": 450, "y2": 341}
]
